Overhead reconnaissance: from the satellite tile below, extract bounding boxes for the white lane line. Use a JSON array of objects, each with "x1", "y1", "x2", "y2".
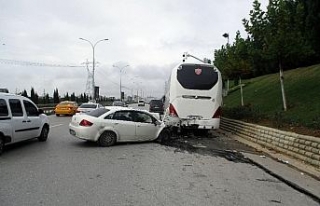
[{"x1": 50, "y1": 124, "x2": 64, "y2": 128}]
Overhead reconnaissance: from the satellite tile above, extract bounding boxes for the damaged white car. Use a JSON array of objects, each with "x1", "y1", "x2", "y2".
[{"x1": 69, "y1": 107, "x2": 169, "y2": 146}]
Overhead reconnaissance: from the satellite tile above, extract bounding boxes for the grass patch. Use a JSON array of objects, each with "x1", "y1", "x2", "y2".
[{"x1": 223, "y1": 64, "x2": 320, "y2": 131}]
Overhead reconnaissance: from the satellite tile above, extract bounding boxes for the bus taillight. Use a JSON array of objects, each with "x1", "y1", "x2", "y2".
[
  {"x1": 169, "y1": 104, "x2": 179, "y2": 117},
  {"x1": 213, "y1": 106, "x2": 222, "y2": 118}
]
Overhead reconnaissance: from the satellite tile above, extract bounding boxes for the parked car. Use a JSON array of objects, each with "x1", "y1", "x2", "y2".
[
  {"x1": 0, "y1": 88, "x2": 9, "y2": 93},
  {"x1": 0, "y1": 93, "x2": 50, "y2": 155},
  {"x1": 54, "y1": 101, "x2": 78, "y2": 116},
  {"x1": 112, "y1": 101, "x2": 127, "y2": 107},
  {"x1": 76, "y1": 102, "x2": 103, "y2": 114},
  {"x1": 137, "y1": 100, "x2": 145, "y2": 106},
  {"x1": 149, "y1": 99, "x2": 164, "y2": 114},
  {"x1": 69, "y1": 107, "x2": 168, "y2": 147}
]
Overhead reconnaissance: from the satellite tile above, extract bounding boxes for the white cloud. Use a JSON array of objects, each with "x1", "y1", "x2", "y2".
[{"x1": 0, "y1": 0, "x2": 268, "y2": 99}]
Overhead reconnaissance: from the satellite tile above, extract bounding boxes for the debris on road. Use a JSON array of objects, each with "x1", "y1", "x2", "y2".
[
  {"x1": 277, "y1": 158, "x2": 290, "y2": 164},
  {"x1": 159, "y1": 132, "x2": 254, "y2": 164}
]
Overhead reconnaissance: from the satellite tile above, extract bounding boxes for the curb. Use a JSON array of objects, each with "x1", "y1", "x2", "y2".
[
  {"x1": 217, "y1": 128, "x2": 320, "y2": 180},
  {"x1": 220, "y1": 117, "x2": 320, "y2": 170}
]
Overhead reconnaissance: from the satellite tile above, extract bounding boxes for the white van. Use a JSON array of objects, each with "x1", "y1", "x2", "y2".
[
  {"x1": 0, "y1": 93, "x2": 50, "y2": 155},
  {"x1": 163, "y1": 62, "x2": 222, "y2": 134}
]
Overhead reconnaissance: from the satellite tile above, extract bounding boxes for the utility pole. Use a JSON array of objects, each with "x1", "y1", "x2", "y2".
[
  {"x1": 239, "y1": 77, "x2": 244, "y2": 106},
  {"x1": 82, "y1": 59, "x2": 93, "y2": 98},
  {"x1": 279, "y1": 62, "x2": 287, "y2": 111}
]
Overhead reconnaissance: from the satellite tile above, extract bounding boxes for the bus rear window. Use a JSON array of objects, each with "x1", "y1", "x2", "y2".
[{"x1": 177, "y1": 65, "x2": 218, "y2": 90}]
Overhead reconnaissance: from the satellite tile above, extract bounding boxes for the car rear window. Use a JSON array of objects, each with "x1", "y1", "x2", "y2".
[
  {"x1": 59, "y1": 102, "x2": 77, "y2": 106},
  {"x1": 80, "y1": 104, "x2": 97, "y2": 108},
  {"x1": 113, "y1": 101, "x2": 124, "y2": 106},
  {"x1": 177, "y1": 64, "x2": 218, "y2": 90},
  {"x1": 87, "y1": 108, "x2": 110, "y2": 117},
  {"x1": 150, "y1": 100, "x2": 163, "y2": 106}
]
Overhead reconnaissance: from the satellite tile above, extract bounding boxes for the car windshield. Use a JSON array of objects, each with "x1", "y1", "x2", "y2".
[
  {"x1": 87, "y1": 108, "x2": 110, "y2": 117},
  {"x1": 79, "y1": 103, "x2": 97, "y2": 108}
]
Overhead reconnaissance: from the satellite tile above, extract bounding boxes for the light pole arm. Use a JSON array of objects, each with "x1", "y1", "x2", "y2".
[
  {"x1": 79, "y1": 38, "x2": 94, "y2": 48},
  {"x1": 79, "y1": 37, "x2": 109, "y2": 100},
  {"x1": 93, "y1": 39, "x2": 109, "y2": 48}
]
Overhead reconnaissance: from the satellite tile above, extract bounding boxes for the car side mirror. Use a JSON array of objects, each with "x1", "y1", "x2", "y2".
[{"x1": 154, "y1": 120, "x2": 162, "y2": 126}]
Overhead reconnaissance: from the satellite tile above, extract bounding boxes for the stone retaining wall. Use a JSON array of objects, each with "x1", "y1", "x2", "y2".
[{"x1": 220, "y1": 117, "x2": 320, "y2": 168}]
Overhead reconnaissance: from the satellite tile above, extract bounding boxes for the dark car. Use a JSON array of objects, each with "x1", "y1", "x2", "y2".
[
  {"x1": 149, "y1": 99, "x2": 164, "y2": 114},
  {"x1": 112, "y1": 101, "x2": 127, "y2": 107},
  {"x1": 0, "y1": 88, "x2": 9, "y2": 93}
]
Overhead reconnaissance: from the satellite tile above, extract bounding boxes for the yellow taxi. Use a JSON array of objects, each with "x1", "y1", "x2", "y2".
[{"x1": 54, "y1": 101, "x2": 78, "y2": 116}]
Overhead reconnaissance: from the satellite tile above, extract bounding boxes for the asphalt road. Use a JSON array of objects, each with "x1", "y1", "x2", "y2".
[{"x1": 0, "y1": 113, "x2": 319, "y2": 205}]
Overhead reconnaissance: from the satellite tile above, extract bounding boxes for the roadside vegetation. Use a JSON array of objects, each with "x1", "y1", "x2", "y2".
[
  {"x1": 17, "y1": 87, "x2": 114, "y2": 106},
  {"x1": 223, "y1": 64, "x2": 320, "y2": 136},
  {"x1": 213, "y1": 0, "x2": 320, "y2": 137}
]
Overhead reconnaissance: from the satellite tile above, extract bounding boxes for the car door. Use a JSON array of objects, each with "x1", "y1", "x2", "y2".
[
  {"x1": 109, "y1": 110, "x2": 136, "y2": 141},
  {"x1": 133, "y1": 111, "x2": 160, "y2": 141},
  {"x1": 9, "y1": 98, "x2": 32, "y2": 142},
  {"x1": 23, "y1": 100, "x2": 42, "y2": 138}
]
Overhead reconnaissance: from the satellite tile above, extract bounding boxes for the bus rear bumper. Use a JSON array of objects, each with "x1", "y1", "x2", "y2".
[{"x1": 180, "y1": 118, "x2": 220, "y2": 130}]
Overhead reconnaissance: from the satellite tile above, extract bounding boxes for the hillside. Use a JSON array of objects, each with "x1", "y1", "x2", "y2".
[{"x1": 223, "y1": 64, "x2": 320, "y2": 137}]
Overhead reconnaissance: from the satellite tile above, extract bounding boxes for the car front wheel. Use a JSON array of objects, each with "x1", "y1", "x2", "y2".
[
  {"x1": 38, "y1": 126, "x2": 49, "y2": 142},
  {"x1": 157, "y1": 129, "x2": 171, "y2": 143},
  {"x1": 98, "y1": 131, "x2": 116, "y2": 147}
]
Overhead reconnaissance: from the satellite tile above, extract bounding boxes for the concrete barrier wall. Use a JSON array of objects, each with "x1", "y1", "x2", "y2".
[{"x1": 220, "y1": 117, "x2": 320, "y2": 168}]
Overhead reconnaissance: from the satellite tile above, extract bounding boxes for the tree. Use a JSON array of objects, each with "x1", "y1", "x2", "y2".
[
  {"x1": 83, "y1": 93, "x2": 88, "y2": 102},
  {"x1": 30, "y1": 87, "x2": 38, "y2": 104},
  {"x1": 53, "y1": 88, "x2": 60, "y2": 103},
  {"x1": 70, "y1": 92, "x2": 76, "y2": 101},
  {"x1": 34, "y1": 93, "x2": 39, "y2": 104},
  {"x1": 263, "y1": 0, "x2": 314, "y2": 111},
  {"x1": 302, "y1": 0, "x2": 320, "y2": 65},
  {"x1": 64, "y1": 92, "x2": 69, "y2": 101},
  {"x1": 80, "y1": 93, "x2": 84, "y2": 102},
  {"x1": 21, "y1": 89, "x2": 28, "y2": 98},
  {"x1": 243, "y1": 0, "x2": 270, "y2": 76},
  {"x1": 44, "y1": 93, "x2": 50, "y2": 104},
  {"x1": 214, "y1": 31, "x2": 253, "y2": 81}
]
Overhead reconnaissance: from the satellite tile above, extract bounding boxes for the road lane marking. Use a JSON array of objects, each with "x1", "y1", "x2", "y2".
[{"x1": 50, "y1": 124, "x2": 64, "y2": 128}]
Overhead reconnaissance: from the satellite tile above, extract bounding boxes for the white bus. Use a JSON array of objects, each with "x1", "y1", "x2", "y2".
[{"x1": 163, "y1": 61, "x2": 222, "y2": 135}]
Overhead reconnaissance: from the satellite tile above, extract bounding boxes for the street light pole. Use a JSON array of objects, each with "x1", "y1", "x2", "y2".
[
  {"x1": 222, "y1": 33, "x2": 230, "y2": 96},
  {"x1": 79, "y1": 38, "x2": 108, "y2": 100},
  {"x1": 113, "y1": 64, "x2": 129, "y2": 101}
]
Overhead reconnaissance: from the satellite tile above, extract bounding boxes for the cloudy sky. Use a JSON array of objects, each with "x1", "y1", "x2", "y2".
[{"x1": 0, "y1": 0, "x2": 268, "y2": 99}]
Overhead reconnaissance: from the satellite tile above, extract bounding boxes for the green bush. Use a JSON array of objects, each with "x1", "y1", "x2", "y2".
[{"x1": 223, "y1": 104, "x2": 264, "y2": 123}]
